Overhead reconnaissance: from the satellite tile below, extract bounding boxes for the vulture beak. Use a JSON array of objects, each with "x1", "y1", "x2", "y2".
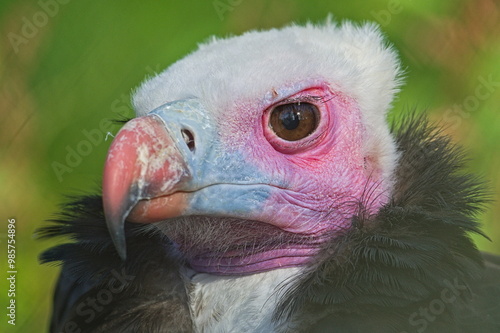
[
  {"x1": 102, "y1": 97, "x2": 352, "y2": 269},
  {"x1": 103, "y1": 100, "x2": 196, "y2": 259}
]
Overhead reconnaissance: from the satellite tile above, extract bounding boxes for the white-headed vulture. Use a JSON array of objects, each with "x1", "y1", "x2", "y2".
[{"x1": 40, "y1": 21, "x2": 500, "y2": 332}]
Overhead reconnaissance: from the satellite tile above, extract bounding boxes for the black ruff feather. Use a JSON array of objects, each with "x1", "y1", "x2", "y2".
[
  {"x1": 39, "y1": 197, "x2": 193, "y2": 332},
  {"x1": 39, "y1": 114, "x2": 499, "y2": 333},
  {"x1": 275, "y1": 114, "x2": 498, "y2": 332}
]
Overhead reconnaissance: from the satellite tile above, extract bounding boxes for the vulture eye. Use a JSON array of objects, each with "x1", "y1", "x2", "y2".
[{"x1": 269, "y1": 102, "x2": 319, "y2": 141}]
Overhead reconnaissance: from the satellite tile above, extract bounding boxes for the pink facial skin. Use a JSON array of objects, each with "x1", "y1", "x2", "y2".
[
  {"x1": 219, "y1": 80, "x2": 389, "y2": 239},
  {"x1": 170, "y1": 80, "x2": 391, "y2": 274},
  {"x1": 103, "y1": 80, "x2": 390, "y2": 274}
]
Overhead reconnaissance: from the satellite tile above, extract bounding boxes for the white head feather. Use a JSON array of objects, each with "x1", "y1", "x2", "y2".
[{"x1": 133, "y1": 19, "x2": 402, "y2": 195}]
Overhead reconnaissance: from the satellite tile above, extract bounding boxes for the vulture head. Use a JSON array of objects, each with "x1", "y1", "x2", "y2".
[
  {"x1": 104, "y1": 22, "x2": 400, "y2": 274},
  {"x1": 41, "y1": 20, "x2": 499, "y2": 333}
]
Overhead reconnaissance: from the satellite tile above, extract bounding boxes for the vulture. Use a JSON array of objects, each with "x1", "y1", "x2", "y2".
[{"x1": 40, "y1": 21, "x2": 500, "y2": 332}]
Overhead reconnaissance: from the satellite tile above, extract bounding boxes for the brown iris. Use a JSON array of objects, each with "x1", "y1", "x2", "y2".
[{"x1": 269, "y1": 102, "x2": 319, "y2": 141}]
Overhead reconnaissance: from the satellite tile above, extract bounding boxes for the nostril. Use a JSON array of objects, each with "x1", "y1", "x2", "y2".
[{"x1": 181, "y1": 129, "x2": 195, "y2": 152}]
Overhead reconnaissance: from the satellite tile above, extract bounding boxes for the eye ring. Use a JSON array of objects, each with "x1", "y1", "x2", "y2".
[{"x1": 268, "y1": 102, "x2": 320, "y2": 141}]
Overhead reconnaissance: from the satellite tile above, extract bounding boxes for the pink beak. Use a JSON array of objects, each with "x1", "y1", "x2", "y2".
[{"x1": 102, "y1": 115, "x2": 190, "y2": 259}]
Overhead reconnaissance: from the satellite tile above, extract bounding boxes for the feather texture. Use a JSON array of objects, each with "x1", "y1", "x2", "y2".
[
  {"x1": 276, "y1": 113, "x2": 496, "y2": 332},
  {"x1": 39, "y1": 197, "x2": 193, "y2": 332},
  {"x1": 39, "y1": 114, "x2": 499, "y2": 332}
]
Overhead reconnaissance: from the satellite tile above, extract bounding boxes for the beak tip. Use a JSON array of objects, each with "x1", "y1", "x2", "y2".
[
  {"x1": 104, "y1": 207, "x2": 128, "y2": 261},
  {"x1": 102, "y1": 114, "x2": 189, "y2": 261},
  {"x1": 110, "y1": 228, "x2": 127, "y2": 261},
  {"x1": 116, "y1": 244, "x2": 127, "y2": 261}
]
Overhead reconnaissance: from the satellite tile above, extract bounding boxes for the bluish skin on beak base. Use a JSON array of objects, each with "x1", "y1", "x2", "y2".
[
  {"x1": 103, "y1": 99, "x2": 273, "y2": 260},
  {"x1": 102, "y1": 98, "x2": 337, "y2": 274},
  {"x1": 147, "y1": 99, "x2": 274, "y2": 219}
]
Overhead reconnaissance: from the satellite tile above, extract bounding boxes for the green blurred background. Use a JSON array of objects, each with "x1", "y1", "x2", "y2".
[{"x1": 1, "y1": 0, "x2": 499, "y2": 331}]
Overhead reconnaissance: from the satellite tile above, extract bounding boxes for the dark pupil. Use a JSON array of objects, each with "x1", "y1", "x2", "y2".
[
  {"x1": 280, "y1": 110, "x2": 300, "y2": 130},
  {"x1": 269, "y1": 102, "x2": 319, "y2": 142}
]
